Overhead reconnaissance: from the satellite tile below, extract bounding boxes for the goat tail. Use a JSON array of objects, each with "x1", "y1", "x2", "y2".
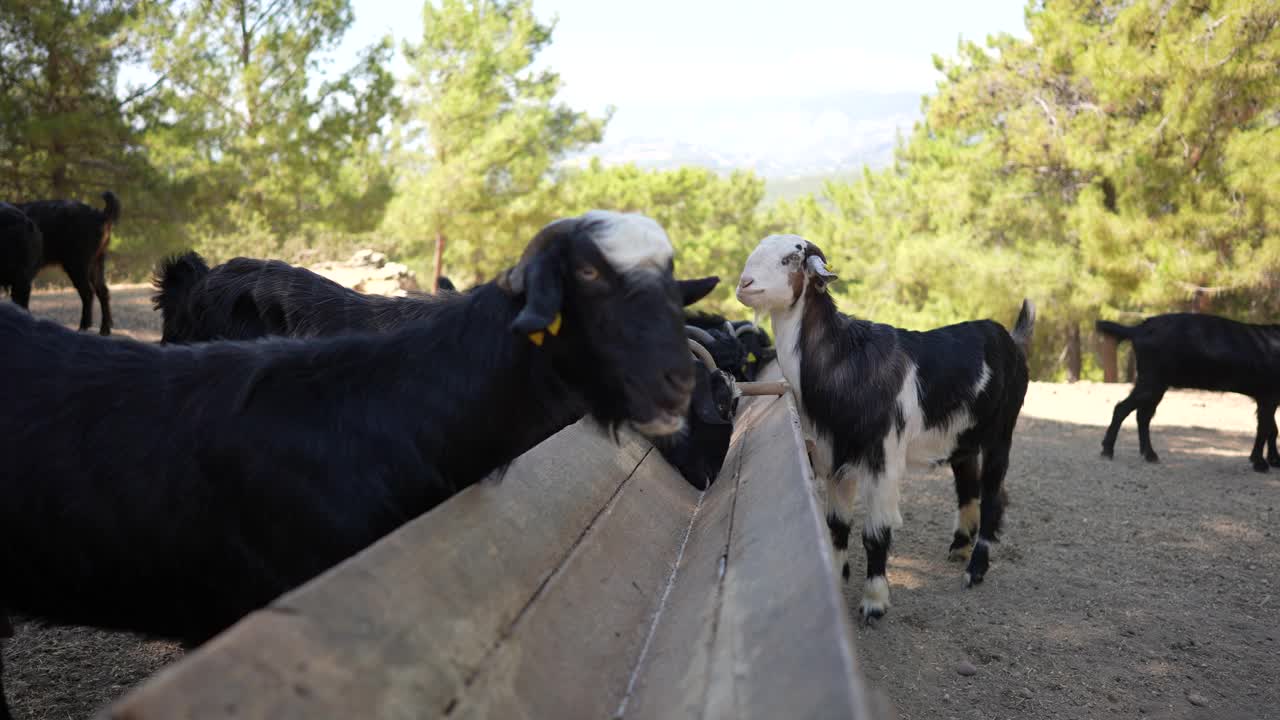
[
  {"x1": 100, "y1": 191, "x2": 121, "y2": 224},
  {"x1": 1011, "y1": 298, "x2": 1035, "y2": 355},
  {"x1": 152, "y1": 251, "x2": 210, "y2": 315},
  {"x1": 1095, "y1": 319, "x2": 1137, "y2": 343}
]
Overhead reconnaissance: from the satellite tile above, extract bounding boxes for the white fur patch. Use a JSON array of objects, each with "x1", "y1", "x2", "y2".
[
  {"x1": 894, "y1": 363, "x2": 976, "y2": 467},
  {"x1": 861, "y1": 575, "x2": 891, "y2": 615},
  {"x1": 973, "y1": 361, "x2": 992, "y2": 397},
  {"x1": 737, "y1": 233, "x2": 811, "y2": 313},
  {"x1": 584, "y1": 210, "x2": 673, "y2": 273}
]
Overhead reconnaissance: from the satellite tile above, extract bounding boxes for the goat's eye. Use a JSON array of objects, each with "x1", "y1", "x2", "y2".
[{"x1": 576, "y1": 265, "x2": 601, "y2": 282}]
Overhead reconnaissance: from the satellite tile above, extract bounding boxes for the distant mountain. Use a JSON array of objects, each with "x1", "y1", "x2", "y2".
[{"x1": 562, "y1": 91, "x2": 923, "y2": 181}]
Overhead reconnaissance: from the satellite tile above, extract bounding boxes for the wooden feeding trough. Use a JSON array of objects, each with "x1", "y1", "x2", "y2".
[{"x1": 100, "y1": 369, "x2": 881, "y2": 719}]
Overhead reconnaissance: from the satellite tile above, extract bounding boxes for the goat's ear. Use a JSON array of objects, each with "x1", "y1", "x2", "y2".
[
  {"x1": 678, "y1": 276, "x2": 719, "y2": 307},
  {"x1": 510, "y1": 251, "x2": 565, "y2": 336},
  {"x1": 803, "y1": 254, "x2": 838, "y2": 291}
]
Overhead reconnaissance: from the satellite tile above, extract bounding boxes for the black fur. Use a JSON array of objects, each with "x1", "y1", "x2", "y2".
[
  {"x1": 0, "y1": 204, "x2": 40, "y2": 309},
  {"x1": 0, "y1": 216, "x2": 709, "y2": 713},
  {"x1": 654, "y1": 310, "x2": 774, "y2": 490},
  {"x1": 436, "y1": 276, "x2": 456, "y2": 292},
  {"x1": 654, "y1": 363, "x2": 736, "y2": 490},
  {"x1": 13, "y1": 191, "x2": 119, "y2": 335},
  {"x1": 684, "y1": 311, "x2": 776, "y2": 382},
  {"x1": 153, "y1": 252, "x2": 451, "y2": 344},
  {"x1": 1097, "y1": 313, "x2": 1280, "y2": 472}
]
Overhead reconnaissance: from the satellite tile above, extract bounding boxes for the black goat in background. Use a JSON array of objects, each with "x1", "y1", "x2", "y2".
[
  {"x1": 13, "y1": 191, "x2": 119, "y2": 335},
  {"x1": 0, "y1": 204, "x2": 40, "y2": 310},
  {"x1": 1098, "y1": 313, "x2": 1280, "y2": 472}
]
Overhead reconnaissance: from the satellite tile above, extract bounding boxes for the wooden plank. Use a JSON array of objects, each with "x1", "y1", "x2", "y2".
[
  {"x1": 447, "y1": 451, "x2": 697, "y2": 720},
  {"x1": 625, "y1": 372, "x2": 876, "y2": 720},
  {"x1": 103, "y1": 421, "x2": 649, "y2": 720}
]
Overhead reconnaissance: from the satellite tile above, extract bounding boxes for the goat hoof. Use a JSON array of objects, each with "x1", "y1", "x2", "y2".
[
  {"x1": 1269, "y1": 456, "x2": 1280, "y2": 468},
  {"x1": 860, "y1": 576, "x2": 890, "y2": 621},
  {"x1": 963, "y1": 571, "x2": 985, "y2": 588},
  {"x1": 1142, "y1": 452, "x2": 1160, "y2": 464},
  {"x1": 99, "y1": 328, "x2": 112, "y2": 337},
  {"x1": 1100, "y1": 447, "x2": 1114, "y2": 460},
  {"x1": 1251, "y1": 459, "x2": 1270, "y2": 473}
]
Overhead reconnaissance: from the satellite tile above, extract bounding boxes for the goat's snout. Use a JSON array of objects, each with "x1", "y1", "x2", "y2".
[
  {"x1": 661, "y1": 365, "x2": 696, "y2": 401},
  {"x1": 738, "y1": 276, "x2": 755, "y2": 290}
]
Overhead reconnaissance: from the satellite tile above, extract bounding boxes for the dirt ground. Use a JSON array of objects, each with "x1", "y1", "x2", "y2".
[{"x1": 5, "y1": 287, "x2": 1280, "y2": 719}]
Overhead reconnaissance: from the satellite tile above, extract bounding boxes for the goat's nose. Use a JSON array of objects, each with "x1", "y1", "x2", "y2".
[{"x1": 739, "y1": 276, "x2": 755, "y2": 289}]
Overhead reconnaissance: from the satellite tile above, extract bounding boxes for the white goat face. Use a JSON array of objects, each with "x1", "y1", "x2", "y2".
[{"x1": 736, "y1": 234, "x2": 815, "y2": 312}]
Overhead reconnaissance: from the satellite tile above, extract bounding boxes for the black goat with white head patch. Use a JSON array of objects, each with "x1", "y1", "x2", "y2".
[
  {"x1": 0, "y1": 211, "x2": 713, "y2": 714},
  {"x1": 736, "y1": 234, "x2": 1034, "y2": 621}
]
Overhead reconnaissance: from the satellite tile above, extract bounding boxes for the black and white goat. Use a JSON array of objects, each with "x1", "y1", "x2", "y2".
[
  {"x1": 0, "y1": 203, "x2": 41, "y2": 309},
  {"x1": 0, "y1": 211, "x2": 715, "y2": 716},
  {"x1": 1097, "y1": 313, "x2": 1280, "y2": 472},
  {"x1": 736, "y1": 235, "x2": 1034, "y2": 620},
  {"x1": 13, "y1": 191, "x2": 119, "y2": 335}
]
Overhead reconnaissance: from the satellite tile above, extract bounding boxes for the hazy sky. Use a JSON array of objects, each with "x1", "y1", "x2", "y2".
[{"x1": 337, "y1": 1, "x2": 1031, "y2": 163}]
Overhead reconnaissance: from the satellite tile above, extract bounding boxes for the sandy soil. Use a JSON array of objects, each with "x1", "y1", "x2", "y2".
[
  {"x1": 5, "y1": 288, "x2": 1279, "y2": 719},
  {"x1": 851, "y1": 383, "x2": 1280, "y2": 720}
]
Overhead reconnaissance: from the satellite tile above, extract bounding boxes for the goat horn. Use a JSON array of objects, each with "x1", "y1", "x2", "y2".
[
  {"x1": 732, "y1": 322, "x2": 758, "y2": 337},
  {"x1": 723, "y1": 320, "x2": 735, "y2": 337},
  {"x1": 688, "y1": 338, "x2": 717, "y2": 370},
  {"x1": 685, "y1": 325, "x2": 717, "y2": 346}
]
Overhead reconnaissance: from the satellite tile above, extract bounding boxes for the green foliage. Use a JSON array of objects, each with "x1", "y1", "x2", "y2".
[
  {"x1": 775, "y1": 0, "x2": 1280, "y2": 379},
  {"x1": 139, "y1": 0, "x2": 399, "y2": 258},
  {"x1": 380, "y1": 0, "x2": 607, "y2": 282},
  {"x1": 0, "y1": 0, "x2": 185, "y2": 275}
]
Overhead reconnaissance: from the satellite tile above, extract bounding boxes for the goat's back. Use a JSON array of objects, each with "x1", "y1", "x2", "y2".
[
  {"x1": 163, "y1": 257, "x2": 446, "y2": 342},
  {"x1": 14, "y1": 200, "x2": 109, "y2": 267},
  {"x1": 0, "y1": 304, "x2": 445, "y2": 639},
  {"x1": 898, "y1": 318, "x2": 1029, "y2": 437},
  {"x1": 1127, "y1": 313, "x2": 1280, "y2": 395}
]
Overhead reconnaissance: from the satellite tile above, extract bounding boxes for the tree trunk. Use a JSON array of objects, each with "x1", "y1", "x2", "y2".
[
  {"x1": 1066, "y1": 323, "x2": 1082, "y2": 383},
  {"x1": 1100, "y1": 331, "x2": 1118, "y2": 383},
  {"x1": 433, "y1": 229, "x2": 446, "y2": 293}
]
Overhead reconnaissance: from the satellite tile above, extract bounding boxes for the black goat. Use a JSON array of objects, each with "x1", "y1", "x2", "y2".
[
  {"x1": 653, "y1": 332, "x2": 740, "y2": 491},
  {"x1": 653, "y1": 314, "x2": 775, "y2": 490},
  {"x1": 12, "y1": 191, "x2": 119, "y2": 335},
  {"x1": 436, "y1": 275, "x2": 456, "y2": 292},
  {"x1": 684, "y1": 311, "x2": 776, "y2": 381},
  {"x1": 0, "y1": 204, "x2": 40, "y2": 309},
  {"x1": 737, "y1": 234, "x2": 1034, "y2": 621},
  {"x1": 154, "y1": 250, "x2": 746, "y2": 496},
  {"x1": 1097, "y1": 313, "x2": 1280, "y2": 472},
  {"x1": 0, "y1": 211, "x2": 715, "y2": 716},
  {"x1": 153, "y1": 252, "x2": 451, "y2": 343}
]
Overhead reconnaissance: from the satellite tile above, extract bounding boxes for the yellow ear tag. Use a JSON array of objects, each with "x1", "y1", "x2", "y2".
[
  {"x1": 528, "y1": 330, "x2": 546, "y2": 346},
  {"x1": 748, "y1": 352, "x2": 757, "y2": 362},
  {"x1": 547, "y1": 312, "x2": 563, "y2": 336}
]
